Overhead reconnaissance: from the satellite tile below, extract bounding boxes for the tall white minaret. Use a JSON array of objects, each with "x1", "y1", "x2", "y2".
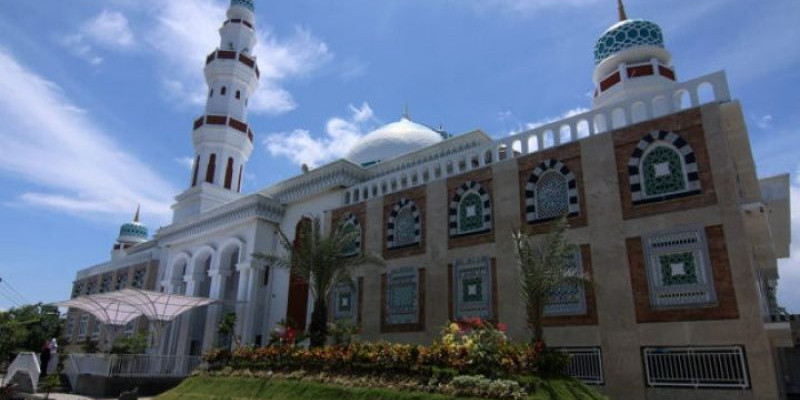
[{"x1": 173, "y1": 0, "x2": 260, "y2": 223}]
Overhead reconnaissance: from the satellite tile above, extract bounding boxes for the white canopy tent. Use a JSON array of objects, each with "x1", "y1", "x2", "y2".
[{"x1": 54, "y1": 289, "x2": 217, "y2": 350}]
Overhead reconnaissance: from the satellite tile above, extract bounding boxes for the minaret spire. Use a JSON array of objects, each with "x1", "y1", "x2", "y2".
[
  {"x1": 617, "y1": 0, "x2": 628, "y2": 21},
  {"x1": 133, "y1": 204, "x2": 140, "y2": 223}
]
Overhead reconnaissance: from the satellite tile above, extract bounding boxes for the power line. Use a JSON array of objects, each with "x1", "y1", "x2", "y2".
[
  {"x1": 0, "y1": 277, "x2": 26, "y2": 307},
  {"x1": 3, "y1": 280, "x2": 29, "y2": 304},
  {"x1": 0, "y1": 287, "x2": 23, "y2": 308},
  {"x1": 0, "y1": 276, "x2": 28, "y2": 305}
]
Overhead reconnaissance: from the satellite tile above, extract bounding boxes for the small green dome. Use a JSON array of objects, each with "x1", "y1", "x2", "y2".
[
  {"x1": 594, "y1": 19, "x2": 664, "y2": 65},
  {"x1": 231, "y1": 0, "x2": 254, "y2": 12},
  {"x1": 118, "y1": 222, "x2": 148, "y2": 243}
]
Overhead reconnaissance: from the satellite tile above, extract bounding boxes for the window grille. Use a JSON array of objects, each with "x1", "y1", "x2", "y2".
[
  {"x1": 643, "y1": 228, "x2": 715, "y2": 308},
  {"x1": 557, "y1": 347, "x2": 604, "y2": 385},
  {"x1": 643, "y1": 346, "x2": 749, "y2": 389}
]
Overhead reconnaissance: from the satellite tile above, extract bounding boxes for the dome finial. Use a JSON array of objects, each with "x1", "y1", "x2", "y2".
[
  {"x1": 617, "y1": 0, "x2": 628, "y2": 21},
  {"x1": 402, "y1": 103, "x2": 411, "y2": 120},
  {"x1": 133, "y1": 204, "x2": 141, "y2": 223}
]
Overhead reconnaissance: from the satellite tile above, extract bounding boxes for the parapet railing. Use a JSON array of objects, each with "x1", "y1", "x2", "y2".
[{"x1": 343, "y1": 70, "x2": 730, "y2": 205}]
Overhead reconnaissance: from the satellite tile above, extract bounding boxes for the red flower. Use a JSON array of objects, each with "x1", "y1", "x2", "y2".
[{"x1": 497, "y1": 323, "x2": 508, "y2": 332}]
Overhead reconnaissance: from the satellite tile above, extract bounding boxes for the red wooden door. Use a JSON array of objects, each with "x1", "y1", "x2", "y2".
[{"x1": 286, "y1": 274, "x2": 309, "y2": 329}]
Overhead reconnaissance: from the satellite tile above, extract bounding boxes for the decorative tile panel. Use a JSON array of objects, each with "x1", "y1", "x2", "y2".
[
  {"x1": 332, "y1": 281, "x2": 357, "y2": 321},
  {"x1": 525, "y1": 159, "x2": 580, "y2": 223},
  {"x1": 452, "y1": 257, "x2": 493, "y2": 321},
  {"x1": 544, "y1": 250, "x2": 587, "y2": 316},
  {"x1": 449, "y1": 180, "x2": 492, "y2": 236},
  {"x1": 386, "y1": 267, "x2": 419, "y2": 325},
  {"x1": 643, "y1": 228, "x2": 715, "y2": 308},
  {"x1": 339, "y1": 213, "x2": 361, "y2": 256},
  {"x1": 628, "y1": 130, "x2": 701, "y2": 204},
  {"x1": 386, "y1": 198, "x2": 421, "y2": 249}
]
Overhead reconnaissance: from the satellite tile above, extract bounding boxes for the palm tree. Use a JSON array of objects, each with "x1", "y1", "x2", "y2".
[
  {"x1": 512, "y1": 214, "x2": 588, "y2": 344},
  {"x1": 253, "y1": 216, "x2": 380, "y2": 347}
]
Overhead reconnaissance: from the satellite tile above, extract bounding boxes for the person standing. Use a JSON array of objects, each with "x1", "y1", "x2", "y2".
[
  {"x1": 39, "y1": 341, "x2": 51, "y2": 377},
  {"x1": 47, "y1": 338, "x2": 58, "y2": 375}
]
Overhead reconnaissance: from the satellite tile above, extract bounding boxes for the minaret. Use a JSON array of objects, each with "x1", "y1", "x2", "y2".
[
  {"x1": 591, "y1": 0, "x2": 676, "y2": 108},
  {"x1": 173, "y1": 0, "x2": 260, "y2": 223}
]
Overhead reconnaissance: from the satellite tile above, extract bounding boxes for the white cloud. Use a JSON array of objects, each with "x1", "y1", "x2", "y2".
[
  {"x1": 147, "y1": 0, "x2": 332, "y2": 115},
  {"x1": 175, "y1": 156, "x2": 195, "y2": 171},
  {"x1": 755, "y1": 114, "x2": 774, "y2": 130},
  {"x1": 0, "y1": 48, "x2": 176, "y2": 222},
  {"x1": 263, "y1": 102, "x2": 375, "y2": 167},
  {"x1": 58, "y1": 10, "x2": 136, "y2": 65},
  {"x1": 82, "y1": 10, "x2": 136, "y2": 49},
  {"x1": 469, "y1": 0, "x2": 602, "y2": 14}
]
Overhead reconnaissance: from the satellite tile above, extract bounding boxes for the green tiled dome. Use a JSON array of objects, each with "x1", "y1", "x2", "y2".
[
  {"x1": 231, "y1": 0, "x2": 254, "y2": 12},
  {"x1": 594, "y1": 19, "x2": 664, "y2": 65},
  {"x1": 119, "y1": 222, "x2": 148, "y2": 242}
]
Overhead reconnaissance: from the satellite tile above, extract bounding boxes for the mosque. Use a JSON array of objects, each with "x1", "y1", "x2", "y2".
[{"x1": 65, "y1": 0, "x2": 793, "y2": 398}]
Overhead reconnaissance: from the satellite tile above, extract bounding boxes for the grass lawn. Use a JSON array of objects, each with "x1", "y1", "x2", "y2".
[{"x1": 156, "y1": 376, "x2": 607, "y2": 400}]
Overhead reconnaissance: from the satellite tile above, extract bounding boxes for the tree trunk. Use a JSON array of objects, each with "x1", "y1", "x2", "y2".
[
  {"x1": 309, "y1": 298, "x2": 328, "y2": 348},
  {"x1": 531, "y1": 300, "x2": 544, "y2": 345}
]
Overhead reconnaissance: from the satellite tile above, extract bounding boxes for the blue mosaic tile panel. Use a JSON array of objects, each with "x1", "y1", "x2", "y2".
[
  {"x1": 386, "y1": 268, "x2": 419, "y2": 325},
  {"x1": 453, "y1": 257, "x2": 492, "y2": 321}
]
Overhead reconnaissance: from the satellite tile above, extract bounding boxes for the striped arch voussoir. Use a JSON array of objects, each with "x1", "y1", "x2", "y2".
[
  {"x1": 449, "y1": 180, "x2": 492, "y2": 236},
  {"x1": 386, "y1": 198, "x2": 421, "y2": 248},
  {"x1": 525, "y1": 159, "x2": 579, "y2": 222},
  {"x1": 628, "y1": 130, "x2": 701, "y2": 204}
]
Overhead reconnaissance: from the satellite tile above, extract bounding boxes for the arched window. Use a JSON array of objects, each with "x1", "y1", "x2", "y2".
[
  {"x1": 209, "y1": 89, "x2": 214, "y2": 98},
  {"x1": 387, "y1": 199, "x2": 421, "y2": 249},
  {"x1": 224, "y1": 157, "x2": 234, "y2": 189},
  {"x1": 339, "y1": 213, "x2": 361, "y2": 256},
  {"x1": 235, "y1": 90, "x2": 241, "y2": 100},
  {"x1": 628, "y1": 130, "x2": 701, "y2": 204},
  {"x1": 525, "y1": 159, "x2": 580, "y2": 223},
  {"x1": 450, "y1": 181, "x2": 491, "y2": 236},
  {"x1": 205, "y1": 153, "x2": 216, "y2": 183},
  {"x1": 221, "y1": 86, "x2": 227, "y2": 96},
  {"x1": 191, "y1": 155, "x2": 200, "y2": 187}
]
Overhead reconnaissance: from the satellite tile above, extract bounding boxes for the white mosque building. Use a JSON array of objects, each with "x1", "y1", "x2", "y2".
[{"x1": 66, "y1": 1, "x2": 793, "y2": 399}]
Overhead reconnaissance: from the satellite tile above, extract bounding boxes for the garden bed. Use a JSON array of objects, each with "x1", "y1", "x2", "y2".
[{"x1": 156, "y1": 376, "x2": 607, "y2": 400}]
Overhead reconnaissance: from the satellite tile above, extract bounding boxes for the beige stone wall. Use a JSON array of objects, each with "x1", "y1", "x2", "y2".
[{"x1": 332, "y1": 103, "x2": 782, "y2": 400}]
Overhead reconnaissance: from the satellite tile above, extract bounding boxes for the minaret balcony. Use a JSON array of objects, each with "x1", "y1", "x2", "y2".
[
  {"x1": 593, "y1": 60, "x2": 675, "y2": 98},
  {"x1": 205, "y1": 50, "x2": 260, "y2": 79},
  {"x1": 193, "y1": 114, "x2": 254, "y2": 143}
]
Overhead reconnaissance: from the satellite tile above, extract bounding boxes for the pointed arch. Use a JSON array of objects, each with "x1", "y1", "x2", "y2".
[
  {"x1": 205, "y1": 154, "x2": 216, "y2": 183},
  {"x1": 338, "y1": 213, "x2": 362, "y2": 256},
  {"x1": 449, "y1": 181, "x2": 492, "y2": 236},
  {"x1": 525, "y1": 159, "x2": 580, "y2": 223},
  {"x1": 386, "y1": 198, "x2": 421, "y2": 249},
  {"x1": 224, "y1": 157, "x2": 234, "y2": 189},
  {"x1": 628, "y1": 130, "x2": 701, "y2": 204}
]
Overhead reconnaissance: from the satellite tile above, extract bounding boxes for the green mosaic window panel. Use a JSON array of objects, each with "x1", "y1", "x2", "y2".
[
  {"x1": 116, "y1": 273, "x2": 128, "y2": 290},
  {"x1": 72, "y1": 283, "x2": 83, "y2": 298},
  {"x1": 461, "y1": 277, "x2": 484, "y2": 303},
  {"x1": 341, "y1": 222, "x2": 358, "y2": 255},
  {"x1": 594, "y1": 19, "x2": 665, "y2": 64},
  {"x1": 386, "y1": 268, "x2": 418, "y2": 325},
  {"x1": 394, "y1": 207, "x2": 416, "y2": 246},
  {"x1": 458, "y1": 192, "x2": 485, "y2": 233},
  {"x1": 658, "y1": 252, "x2": 699, "y2": 286},
  {"x1": 453, "y1": 258, "x2": 492, "y2": 321},
  {"x1": 643, "y1": 146, "x2": 686, "y2": 197},
  {"x1": 544, "y1": 251, "x2": 586, "y2": 316},
  {"x1": 100, "y1": 274, "x2": 112, "y2": 293},
  {"x1": 338, "y1": 292, "x2": 353, "y2": 313},
  {"x1": 537, "y1": 171, "x2": 569, "y2": 219}
]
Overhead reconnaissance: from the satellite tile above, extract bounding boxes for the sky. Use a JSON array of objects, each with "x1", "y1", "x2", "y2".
[{"x1": 0, "y1": 0, "x2": 798, "y2": 311}]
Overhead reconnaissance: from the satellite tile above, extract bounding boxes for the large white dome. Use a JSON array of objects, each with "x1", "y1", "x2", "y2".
[{"x1": 347, "y1": 117, "x2": 443, "y2": 166}]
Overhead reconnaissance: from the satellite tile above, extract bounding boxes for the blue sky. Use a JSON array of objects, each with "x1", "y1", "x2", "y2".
[{"x1": 0, "y1": 0, "x2": 798, "y2": 311}]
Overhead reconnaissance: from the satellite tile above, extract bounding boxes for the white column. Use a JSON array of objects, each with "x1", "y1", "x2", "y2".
[
  {"x1": 202, "y1": 269, "x2": 228, "y2": 350},
  {"x1": 234, "y1": 262, "x2": 252, "y2": 342},
  {"x1": 175, "y1": 272, "x2": 205, "y2": 356}
]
